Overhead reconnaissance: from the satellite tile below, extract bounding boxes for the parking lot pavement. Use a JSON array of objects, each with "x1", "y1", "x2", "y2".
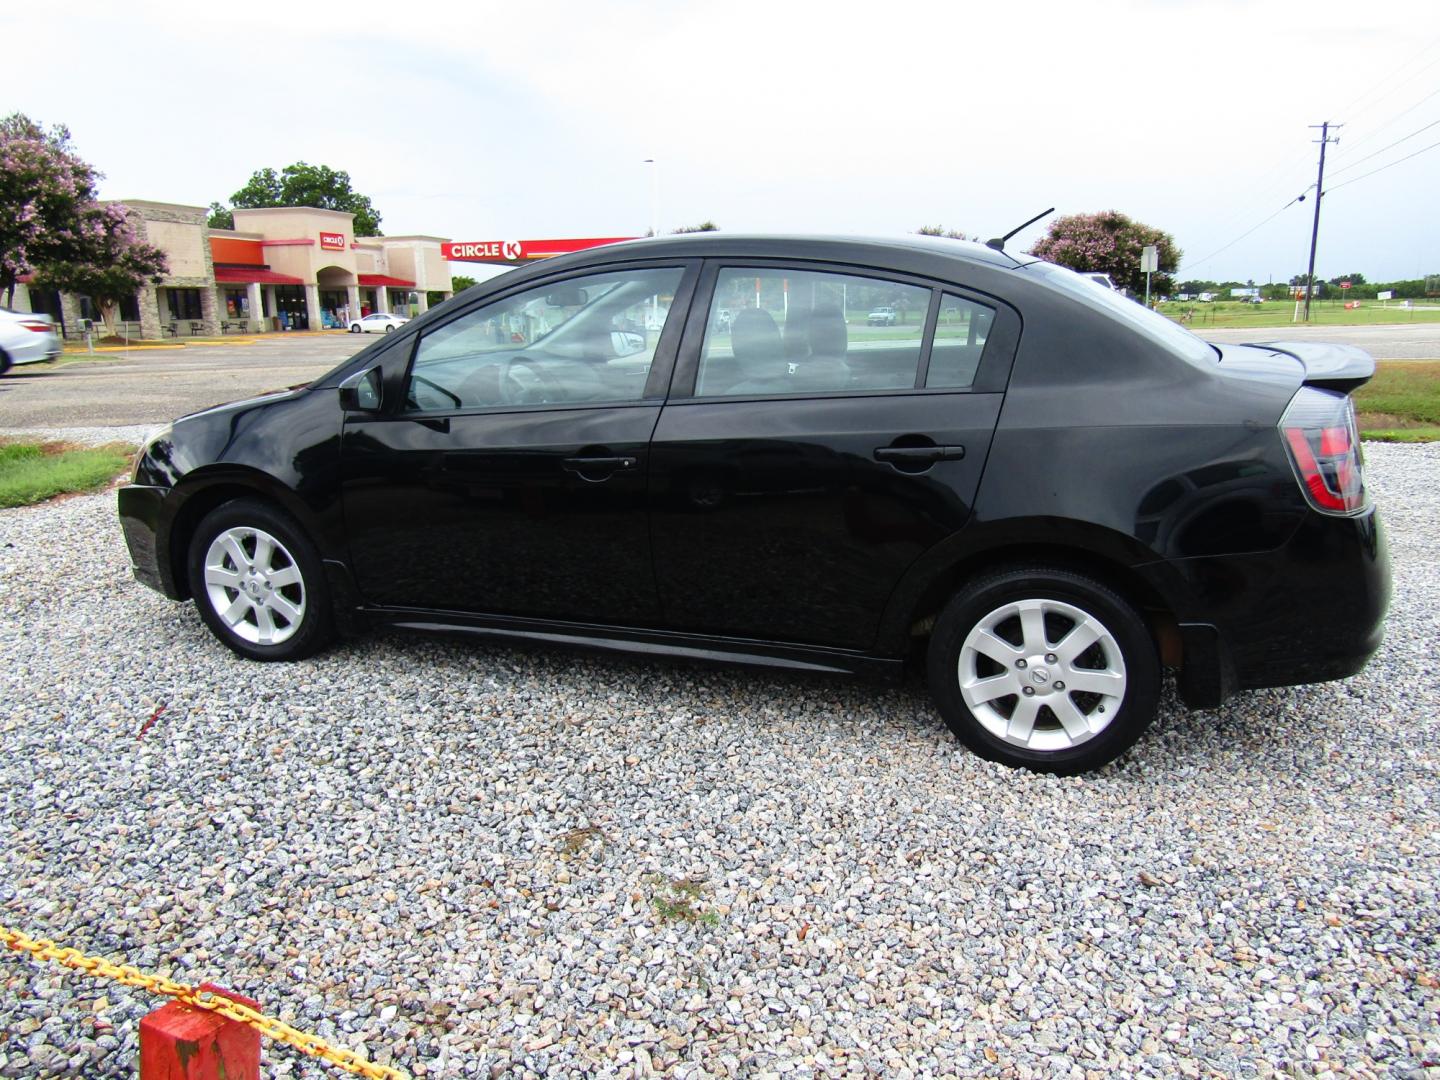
[
  {"x1": 0, "y1": 443, "x2": 1436, "y2": 1076},
  {"x1": 0, "y1": 333, "x2": 365, "y2": 428},
  {"x1": 1201, "y1": 320, "x2": 1440, "y2": 359}
]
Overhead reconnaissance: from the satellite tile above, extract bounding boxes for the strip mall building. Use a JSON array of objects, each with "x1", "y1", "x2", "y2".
[{"x1": 15, "y1": 201, "x2": 456, "y2": 338}]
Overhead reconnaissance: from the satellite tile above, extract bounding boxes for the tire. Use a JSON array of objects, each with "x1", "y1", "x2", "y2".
[
  {"x1": 926, "y1": 566, "x2": 1160, "y2": 773},
  {"x1": 384, "y1": 324, "x2": 395, "y2": 333},
  {"x1": 0, "y1": 350, "x2": 11, "y2": 377},
  {"x1": 186, "y1": 498, "x2": 335, "y2": 662},
  {"x1": 349, "y1": 324, "x2": 361, "y2": 333}
]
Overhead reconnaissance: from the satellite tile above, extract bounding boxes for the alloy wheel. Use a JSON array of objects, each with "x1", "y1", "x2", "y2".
[
  {"x1": 957, "y1": 598, "x2": 1127, "y2": 752},
  {"x1": 201, "y1": 526, "x2": 307, "y2": 646}
]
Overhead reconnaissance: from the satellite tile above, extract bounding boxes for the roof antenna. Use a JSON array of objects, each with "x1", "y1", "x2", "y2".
[{"x1": 986, "y1": 207, "x2": 1055, "y2": 252}]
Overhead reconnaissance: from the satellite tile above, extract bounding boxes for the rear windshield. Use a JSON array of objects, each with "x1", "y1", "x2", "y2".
[{"x1": 1033, "y1": 263, "x2": 1217, "y2": 365}]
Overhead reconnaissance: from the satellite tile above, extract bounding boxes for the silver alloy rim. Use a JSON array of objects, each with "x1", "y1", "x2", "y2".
[
  {"x1": 202, "y1": 526, "x2": 306, "y2": 646},
  {"x1": 957, "y1": 598, "x2": 1126, "y2": 752}
]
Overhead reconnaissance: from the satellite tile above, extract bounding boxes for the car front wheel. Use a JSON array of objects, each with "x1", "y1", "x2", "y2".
[
  {"x1": 186, "y1": 498, "x2": 334, "y2": 661},
  {"x1": 349, "y1": 324, "x2": 361, "y2": 333},
  {"x1": 927, "y1": 566, "x2": 1160, "y2": 773}
]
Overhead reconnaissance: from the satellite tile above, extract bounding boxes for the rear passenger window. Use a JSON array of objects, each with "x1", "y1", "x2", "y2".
[
  {"x1": 926, "y1": 293, "x2": 994, "y2": 389},
  {"x1": 697, "y1": 268, "x2": 929, "y2": 397}
]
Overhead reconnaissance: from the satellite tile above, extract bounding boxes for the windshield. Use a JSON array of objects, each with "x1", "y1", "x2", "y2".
[{"x1": 1035, "y1": 262, "x2": 1217, "y2": 364}]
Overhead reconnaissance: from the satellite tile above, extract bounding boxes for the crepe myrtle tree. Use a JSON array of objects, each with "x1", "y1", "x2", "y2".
[
  {"x1": 1029, "y1": 211, "x2": 1180, "y2": 296},
  {"x1": 35, "y1": 204, "x2": 167, "y2": 335},
  {"x1": 0, "y1": 113, "x2": 103, "y2": 308}
]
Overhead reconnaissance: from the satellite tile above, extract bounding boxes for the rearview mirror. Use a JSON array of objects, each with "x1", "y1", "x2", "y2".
[
  {"x1": 545, "y1": 287, "x2": 588, "y2": 307},
  {"x1": 338, "y1": 367, "x2": 382, "y2": 412}
]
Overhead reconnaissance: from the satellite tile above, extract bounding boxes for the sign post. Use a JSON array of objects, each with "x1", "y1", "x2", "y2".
[{"x1": 1140, "y1": 245, "x2": 1158, "y2": 307}]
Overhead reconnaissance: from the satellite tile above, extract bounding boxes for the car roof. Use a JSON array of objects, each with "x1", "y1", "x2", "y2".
[{"x1": 591, "y1": 232, "x2": 1038, "y2": 271}]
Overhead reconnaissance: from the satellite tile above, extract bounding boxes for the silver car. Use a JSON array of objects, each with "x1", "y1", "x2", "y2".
[{"x1": 0, "y1": 308, "x2": 62, "y2": 374}]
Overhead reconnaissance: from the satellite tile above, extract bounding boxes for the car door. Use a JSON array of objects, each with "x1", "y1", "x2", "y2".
[
  {"x1": 648, "y1": 261, "x2": 1018, "y2": 651},
  {"x1": 339, "y1": 261, "x2": 697, "y2": 624}
]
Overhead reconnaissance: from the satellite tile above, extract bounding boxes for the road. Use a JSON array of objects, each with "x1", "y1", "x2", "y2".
[
  {"x1": 2, "y1": 321, "x2": 1437, "y2": 432},
  {"x1": 1199, "y1": 320, "x2": 1440, "y2": 359},
  {"x1": 0, "y1": 333, "x2": 365, "y2": 428}
]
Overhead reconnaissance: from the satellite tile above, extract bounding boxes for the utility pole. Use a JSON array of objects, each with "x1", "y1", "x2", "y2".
[{"x1": 1303, "y1": 121, "x2": 1341, "y2": 322}]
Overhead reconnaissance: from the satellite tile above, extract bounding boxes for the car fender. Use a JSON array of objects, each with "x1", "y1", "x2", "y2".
[{"x1": 873, "y1": 515, "x2": 1195, "y2": 656}]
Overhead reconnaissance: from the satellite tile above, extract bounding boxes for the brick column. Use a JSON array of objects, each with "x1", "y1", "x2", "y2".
[
  {"x1": 304, "y1": 284, "x2": 322, "y2": 331},
  {"x1": 200, "y1": 285, "x2": 220, "y2": 336},
  {"x1": 413, "y1": 292, "x2": 429, "y2": 315},
  {"x1": 245, "y1": 282, "x2": 263, "y2": 332},
  {"x1": 346, "y1": 285, "x2": 360, "y2": 327},
  {"x1": 375, "y1": 287, "x2": 390, "y2": 314},
  {"x1": 139, "y1": 285, "x2": 163, "y2": 340},
  {"x1": 263, "y1": 286, "x2": 277, "y2": 330}
]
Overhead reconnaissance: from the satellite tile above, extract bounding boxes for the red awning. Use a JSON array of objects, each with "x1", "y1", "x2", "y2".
[
  {"x1": 214, "y1": 266, "x2": 304, "y2": 285},
  {"x1": 358, "y1": 274, "x2": 416, "y2": 288}
]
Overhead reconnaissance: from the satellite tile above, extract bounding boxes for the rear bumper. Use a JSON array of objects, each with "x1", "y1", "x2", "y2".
[
  {"x1": 1146, "y1": 507, "x2": 1390, "y2": 707},
  {"x1": 118, "y1": 484, "x2": 183, "y2": 598},
  {"x1": 6, "y1": 334, "x2": 61, "y2": 365}
]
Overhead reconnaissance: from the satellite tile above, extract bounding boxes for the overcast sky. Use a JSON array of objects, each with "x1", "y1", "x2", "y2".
[{"x1": 5, "y1": 1, "x2": 1437, "y2": 284}]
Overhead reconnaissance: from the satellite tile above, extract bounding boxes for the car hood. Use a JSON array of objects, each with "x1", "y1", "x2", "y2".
[{"x1": 175, "y1": 385, "x2": 313, "y2": 425}]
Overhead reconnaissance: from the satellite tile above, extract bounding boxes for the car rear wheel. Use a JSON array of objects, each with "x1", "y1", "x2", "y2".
[
  {"x1": 0, "y1": 350, "x2": 11, "y2": 377},
  {"x1": 927, "y1": 567, "x2": 1159, "y2": 773},
  {"x1": 186, "y1": 498, "x2": 334, "y2": 661},
  {"x1": 384, "y1": 324, "x2": 395, "y2": 333}
]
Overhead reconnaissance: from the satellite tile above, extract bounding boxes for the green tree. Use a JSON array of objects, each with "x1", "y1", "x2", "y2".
[
  {"x1": 1328, "y1": 272, "x2": 1367, "y2": 286},
  {"x1": 213, "y1": 162, "x2": 383, "y2": 235},
  {"x1": 673, "y1": 221, "x2": 719, "y2": 233},
  {"x1": 1029, "y1": 211, "x2": 1181, "y2": 296},
  {"x1": 35, "y1": 203, "x2": 167, "y2": 334},
  {"x1": 0, "y1": 113, "x2": 103, "y2": 307},
  {"x1": 916, "y1": 225, "x2": 973, "y2": 240},
  {"x1": 207, "y1": 202, "x2": 233, "y2": 230},
  {"x1": 451, "y1": 275, "x2": 478, "y2": 292}
]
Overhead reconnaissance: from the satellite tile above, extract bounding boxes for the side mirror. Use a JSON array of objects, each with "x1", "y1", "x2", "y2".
[
  {"x1": 611, "y1": 330, "x2": 646, "y2": 358},
  {"x1": 338, "y1": 367, "x2": 382, "y2": 412}
]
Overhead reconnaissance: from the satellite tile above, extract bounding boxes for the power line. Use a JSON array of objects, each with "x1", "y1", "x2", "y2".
[
  {"x1": 1328, "y1": 118, "x2": 1440, "y2": 177},
  {"x1": 1325, "y1": 137, "x2": 1440, "y2": 193},
  {"x1": 1176, "y1": 192, "x2": 1307, "y2": 275},
  {"x1": 1330, "y1": 83, "x2": 1440, "y2": 159},
  {"x1": 1329, "y1": 35, "x2": 1440, "y2": 128}
]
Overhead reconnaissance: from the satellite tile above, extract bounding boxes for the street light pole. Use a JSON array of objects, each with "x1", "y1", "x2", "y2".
[{"x1": 642, "y1": 158, "x2": 659, "y2": 237}]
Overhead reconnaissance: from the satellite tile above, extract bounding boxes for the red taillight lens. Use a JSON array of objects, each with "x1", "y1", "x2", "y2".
[
  {"x1": 20, "y1": 321, "x2": 52, "y2": 333},
  {"x1": 1281, "y1": 387, "x2": 1366, "y2": 514}
]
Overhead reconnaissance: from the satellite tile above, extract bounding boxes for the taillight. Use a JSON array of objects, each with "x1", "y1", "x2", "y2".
[
  {"x1": 20, "y1": 321, "x2": 52, "y2": 333},
  {"x1": 1280, "y1": 386, "x2": 1366, "y2": 515}
]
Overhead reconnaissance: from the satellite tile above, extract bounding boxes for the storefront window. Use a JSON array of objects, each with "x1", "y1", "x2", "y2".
[{"x1": 166, "y1": 288, "x2": 203, "y2": 321}]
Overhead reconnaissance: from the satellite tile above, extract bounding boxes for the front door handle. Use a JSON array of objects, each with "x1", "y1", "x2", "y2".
[
  {"x1": 874, "y1": 445, "x2": 965, "y2": 464},
  {"x1": 562, "y1": 455, "x2": 638, "y2": 471}
]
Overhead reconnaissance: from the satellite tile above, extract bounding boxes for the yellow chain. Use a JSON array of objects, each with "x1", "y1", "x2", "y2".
[{"x1": 0, "y1": 923, "x2": 410, "y2": 1080}]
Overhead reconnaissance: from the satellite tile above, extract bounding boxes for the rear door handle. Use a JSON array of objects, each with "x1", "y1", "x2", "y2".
[
  {"x1": 874, "y1": 445, "x2": 965, "y2": 463},
  {"x1": 562, "y1": 455, "x2": 638, "y2": 472}
]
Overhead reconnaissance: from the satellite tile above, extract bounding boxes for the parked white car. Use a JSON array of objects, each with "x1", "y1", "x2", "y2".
[
  {"x1": 348, "y1": 313, "x2": 410, "y2": 334},
  {"x1": 0, "y1": 308, "x2": 62, "y2": 374}
]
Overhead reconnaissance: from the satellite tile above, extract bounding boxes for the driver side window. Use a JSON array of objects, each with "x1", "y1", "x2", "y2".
[{"x1": 405, "y1": 267, "x2": 684, "y2": 412}]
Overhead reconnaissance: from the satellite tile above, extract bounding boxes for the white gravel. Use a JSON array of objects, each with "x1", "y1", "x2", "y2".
[{"x1": 0, "y1": 442, "x2": 1437, "y2": 1079}]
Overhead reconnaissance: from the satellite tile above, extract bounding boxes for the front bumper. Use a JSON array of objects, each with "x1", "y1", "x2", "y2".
[
  {"x1": 1144, "y1": 507, "x2": 1390, "y2": 707},
  {"x1": 118, "y1": 484, "x2": 182, "y2": 598}
]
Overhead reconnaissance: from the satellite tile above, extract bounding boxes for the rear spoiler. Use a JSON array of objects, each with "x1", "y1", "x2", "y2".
[{"x1": 1254, "y1": 341, "x2": 1376, "y2": 393}]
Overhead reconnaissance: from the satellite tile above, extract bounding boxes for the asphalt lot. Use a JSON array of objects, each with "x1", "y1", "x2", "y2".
[
  {"x1": 0, "y1": 321, "x2": 1437, "y2": 434},
  {"x1": 1200, "y1": 320, "x2": 1440, "y2": 359},
  {"x1": 0, "y1": 333, "x2": 365, "y2": 429}
]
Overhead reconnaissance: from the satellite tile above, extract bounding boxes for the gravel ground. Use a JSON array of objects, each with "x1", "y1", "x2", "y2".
[{"x1": 0, "y1": 442, "x2": 1436, "y2": 1079}]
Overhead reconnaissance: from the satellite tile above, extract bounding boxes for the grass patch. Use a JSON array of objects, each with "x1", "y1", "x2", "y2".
[
  {"x1": 1160, "y1": 299, "x2": 1440, "y2": 330},
  {"x1": 1360, "y1": 427, "x2": 1440, "y2": 443},
  {"x1": 647, "y1": 875, "x2": 719, "y2": 926},
  {"x1": 0, "y1": 441, "x2": 134, "y2": 508}
]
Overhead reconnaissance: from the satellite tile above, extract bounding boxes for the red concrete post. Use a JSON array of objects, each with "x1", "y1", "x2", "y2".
[{"x1": 138, "y1": 984, "x2": 261, "y2": 1080}]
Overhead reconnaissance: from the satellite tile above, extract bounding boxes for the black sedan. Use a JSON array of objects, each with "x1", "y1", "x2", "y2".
[{"x1": 118, "y1": 235, "x2": 1390, "y2": 773}]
